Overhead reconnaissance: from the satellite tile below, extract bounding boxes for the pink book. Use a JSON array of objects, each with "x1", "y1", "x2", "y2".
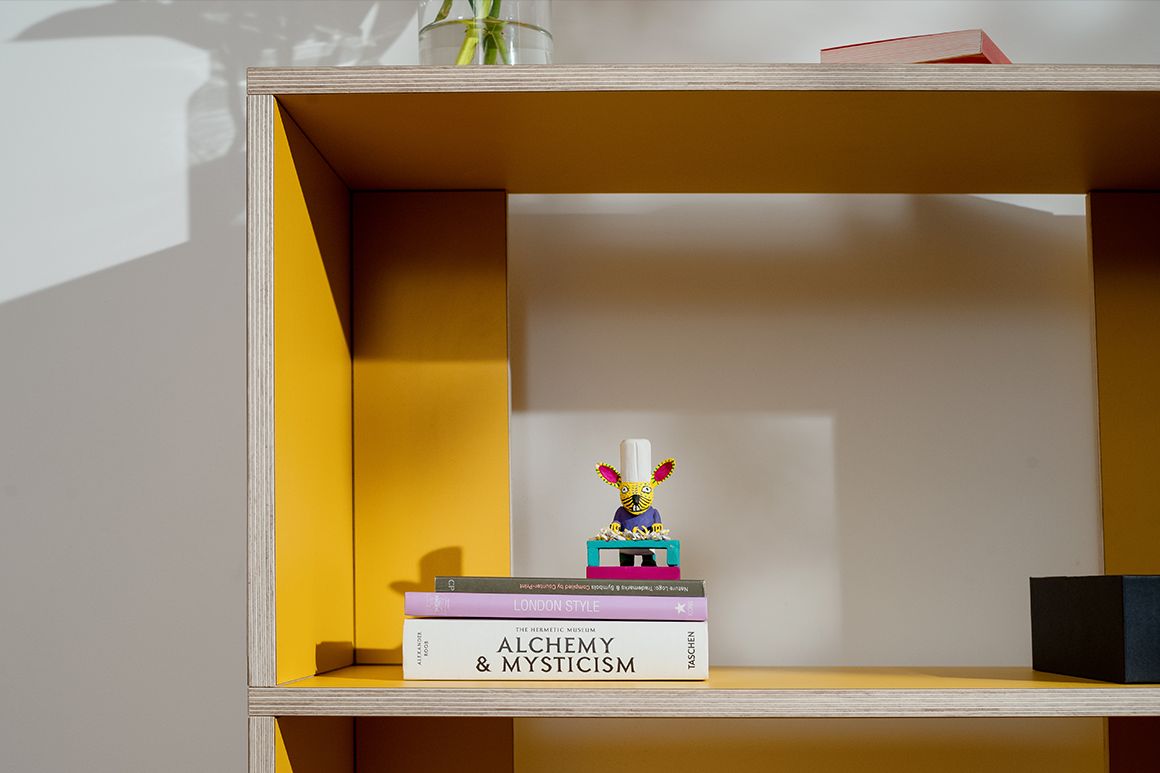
[
  {"x1": 586, "y1": 566, "x2": 681, "y2": 580},
  {"x1": 405, "y1": 592, "x2": 707, "y2": 621}
]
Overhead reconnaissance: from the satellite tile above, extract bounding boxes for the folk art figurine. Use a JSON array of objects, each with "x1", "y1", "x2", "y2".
[{"x1": 593, "y1": 439, "x2": 677, "y2": 569}]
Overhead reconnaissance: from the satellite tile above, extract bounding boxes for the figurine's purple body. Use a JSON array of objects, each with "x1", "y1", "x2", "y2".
[
  {"x1": 612, "y1": 506, "x2": 661, "y2": 532},
  {"x1": 613, "y1": 506, "x2": 662, "y2": 567}
]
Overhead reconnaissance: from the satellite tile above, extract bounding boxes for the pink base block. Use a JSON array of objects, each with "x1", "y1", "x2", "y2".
[{"x1": 585, "y1": 566, "x2": 681, "y2": 580}]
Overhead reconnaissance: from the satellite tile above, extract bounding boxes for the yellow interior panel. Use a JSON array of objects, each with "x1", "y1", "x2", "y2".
[
  {"x1": 357, "y1": 718, "x2": 513, "y2": 773},
  {"x1": 514, "y1": 717, "x2": 1105, "y2": 773},
  {"x1": 1089, "y1": 192, "x2": 1160, "y2": 769},
  {"x1": 276, "y1": 717, "x2": 353, "y2": 773},
  {"x1": 277, "y1": 89, "x2": 1160, "y2": 194},
  {"x1": 1089, "y1": 192, "x2": 1160, "y2": 575},
  {"x1": 353, "y1": 191, "x2": 511, "y2": 663},
  {"x1": 274, "y1": 104, "x2": 354, "y2": 684}
]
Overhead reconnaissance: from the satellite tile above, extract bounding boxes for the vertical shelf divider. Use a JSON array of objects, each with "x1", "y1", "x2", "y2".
[
  {"x1": 1089, "y1": 191, "x2": 1160, "y2": 770},
  {"x1": 247, "y1": 92, "x2": 277, "y2": 690}
]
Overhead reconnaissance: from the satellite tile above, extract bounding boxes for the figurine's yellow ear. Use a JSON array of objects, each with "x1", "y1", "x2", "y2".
[
  {"x1": 596, "y1": 463, "x2": 621, "y2": 487},
  {"x1": 651, "y1": 458, "x2": 676, "y2": 485}
]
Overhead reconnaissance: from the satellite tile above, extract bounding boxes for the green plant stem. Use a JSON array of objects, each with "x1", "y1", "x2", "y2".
[
  {"x1": 455, "y1": 0, "x2": 486, "y2": 67},
  {"x1": 483, "y1": 0, "x2": 504, "y2": 64},
  {"x1": 434, "y1": 0, "x2": 454, "y2": 22},
  {"x1": 454, "y1": 26, "x2": 480, "y2": 65},
  {"x1": 491, "y1": 26, "x2": 510, "y2": 64},
  {"x1": 456, "y1": 0, "x2": 500, "y2": 66},
  {"x1": 483, "y1": 26, "x2": 497, "y2": 64}
]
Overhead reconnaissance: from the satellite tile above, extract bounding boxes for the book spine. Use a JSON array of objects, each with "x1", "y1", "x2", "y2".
[
  {"x1": 978, "y1": 31, "x2": 1012, "y2": 64},
  {"x1": 403, "y1": 619, "x2": 708, "y2": 680},
  {"x1": 434, "y1": 576, "x2": 705, "y2": 597},
  {"x1": 405, "y1": 592, "x2": 708, "y2": 621}
]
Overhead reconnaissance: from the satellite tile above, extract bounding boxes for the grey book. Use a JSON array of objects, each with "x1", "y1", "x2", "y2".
[{"x1": 434, "y1": 575, "x2": 705, "y2": 597}]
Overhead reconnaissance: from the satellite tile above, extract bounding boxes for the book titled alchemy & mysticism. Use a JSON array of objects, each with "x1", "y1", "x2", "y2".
[{"x1": 403, "y1": 618, "x2": 709, "y2": 680}]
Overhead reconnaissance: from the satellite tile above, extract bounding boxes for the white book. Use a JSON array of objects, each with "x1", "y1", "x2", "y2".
[{"x1": 403, "y1": 618, "x2": 708, "y2": 680}]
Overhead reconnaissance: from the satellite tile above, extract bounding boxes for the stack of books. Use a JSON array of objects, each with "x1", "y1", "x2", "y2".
[{"x1": 403, "y1": 575, "x2": 709, "y2": 680}]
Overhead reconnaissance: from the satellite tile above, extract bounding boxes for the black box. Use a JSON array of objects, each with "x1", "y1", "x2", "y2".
[{"x1": 1030, "y1": 575, "x2": 1160, "y2": 683}]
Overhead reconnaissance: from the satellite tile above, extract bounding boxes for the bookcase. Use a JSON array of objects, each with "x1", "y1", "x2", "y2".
[{"x1": 246, "y1": 65, "x2": 1160, "y2": 772}]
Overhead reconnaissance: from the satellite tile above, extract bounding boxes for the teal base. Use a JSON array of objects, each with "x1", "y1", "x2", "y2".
[{"x1": 587, "y1": 539, "x2": 681, "y2": 567}]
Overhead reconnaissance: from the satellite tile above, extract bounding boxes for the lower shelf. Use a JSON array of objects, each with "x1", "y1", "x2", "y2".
[{"x1": 249, "y1": 665, "x2": 1160, "y2": 718}]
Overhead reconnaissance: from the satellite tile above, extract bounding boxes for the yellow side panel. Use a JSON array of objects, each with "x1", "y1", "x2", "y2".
[
  {"x1": 357, "y1": 717, "x2": 512, "y2": 773},
  {"x1": 515, "y1": 718, "x2": 1105, "y2": 773},
  {"x1": 276, "y1": 717, "x2": 353, "y2": 773},
  {"x1": 274, "y1": 104, "x2": 353, "y2": 684},
  {"x1": 1089, "y1": 192, "x2": 1160, "y2": 768},
  {"x1": 1089, "y1": 192, "x2": 1160, "y2": 575},
  {"x1": 353, "y1": 191, "x2": 510, "y2": 663}
]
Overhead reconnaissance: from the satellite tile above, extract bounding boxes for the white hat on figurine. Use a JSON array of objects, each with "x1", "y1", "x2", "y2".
[{"x1": 620, "y1": 438, "x2": 651, "y2": 482}]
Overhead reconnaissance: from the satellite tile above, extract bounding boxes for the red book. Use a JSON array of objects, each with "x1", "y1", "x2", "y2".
[{"x1": 821, "y1": 29, "x2": 1011, "y2": 64}]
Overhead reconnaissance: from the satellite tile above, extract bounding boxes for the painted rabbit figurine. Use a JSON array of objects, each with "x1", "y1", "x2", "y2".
[{"x1": 595, "y1": 438, "x2": 676, "y2": 566}]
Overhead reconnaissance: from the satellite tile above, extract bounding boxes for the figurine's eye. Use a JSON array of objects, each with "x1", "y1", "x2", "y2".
[
  {"x1": 621, "y1": 486, "x2": 628, "y2": 493},
  {"x1": 642, "y1": 486, "x2": 651, "y2": 493}
]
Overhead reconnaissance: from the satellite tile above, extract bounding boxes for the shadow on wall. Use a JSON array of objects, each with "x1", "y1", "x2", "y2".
[
  {"x1": 366, "y1": 547, "x2": 464, "y2": 665},
  {"x1": 0, "y1": 4, "x2": 411, "y2": 772},
  {"x1": 12, "y1": 1, "x2": 414, "y2": 269}
]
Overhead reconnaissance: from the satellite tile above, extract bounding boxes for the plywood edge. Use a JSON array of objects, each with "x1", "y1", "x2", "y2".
[
  {"x1": 247, "y1": 93, "x2": 276, "y2": 688},
  {"x1": 249, "y1": 716, "x2": 275, "y2": 773},
  {"x1": 247, "y1": 64, "x2": 1160, "y2": 95},
  {"x1": 248, "y1": 686, "x2": 1160, "y2": 718}
]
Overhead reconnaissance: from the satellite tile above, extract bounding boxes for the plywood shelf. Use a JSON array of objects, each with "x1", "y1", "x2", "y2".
[
  {"x1": 248, "y1": 63, "x2": 1160, "y2": 94},
  {"x1": 247, "y1": 64, "x2": 1160, "y2": 770},
  {"x1": 248, "y1": 665, "x2": 1160, "y2": 718}
]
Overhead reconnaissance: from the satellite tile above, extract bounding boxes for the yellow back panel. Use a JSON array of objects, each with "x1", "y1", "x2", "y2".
[
  {"x1": 358, "y1": 717, "x2": 512, "y2": 773},
  {"x1": 353, "y1": 191, "x2": 510, "y2": 662},
  {"x1": 516, "y1": 717, "x2": 1104, "y2": 773}
]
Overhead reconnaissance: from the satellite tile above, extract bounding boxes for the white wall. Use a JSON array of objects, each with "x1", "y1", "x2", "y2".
[
  {"x1": 2, "y1": 2, "x2": 1158, "y2": 771},
  {"x1": 508, "y1": 193, "x2": 1099, "y2": 666}
]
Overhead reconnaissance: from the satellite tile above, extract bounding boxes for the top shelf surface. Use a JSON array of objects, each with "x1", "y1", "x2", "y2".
[{"x1": 248, "y1": 63, "x2": 1160, "y2": 94}]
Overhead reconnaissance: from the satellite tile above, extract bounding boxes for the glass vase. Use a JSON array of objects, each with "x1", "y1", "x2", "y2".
[{"x1": 418, "y1": 0, "x2": 553, "y2": 65}]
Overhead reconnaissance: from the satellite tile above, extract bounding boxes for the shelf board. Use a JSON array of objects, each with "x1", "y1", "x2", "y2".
[
  {"x1": 248, "y1": 63, "x2": 1160, "y2": 95},
  {"x1": 248, "y1": 64, "x2": 1160, "y2": 194},
  {"x1": 248, "y1": 665, "x2": 1160, "y2": 718}
]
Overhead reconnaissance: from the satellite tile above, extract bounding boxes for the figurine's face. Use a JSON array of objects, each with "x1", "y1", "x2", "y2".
[
  {"x1": 617, "y1": 480, "x2": 655, "y2": 514},
  {"x1": 596, "y1": 458, "x2": 676, "y2": 515}
]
